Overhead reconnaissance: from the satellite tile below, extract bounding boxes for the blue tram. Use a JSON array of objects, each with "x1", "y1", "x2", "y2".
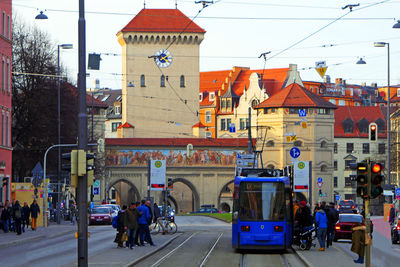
[{"x1": 232, "y1": 168, "x2": 293, "y2": 250}]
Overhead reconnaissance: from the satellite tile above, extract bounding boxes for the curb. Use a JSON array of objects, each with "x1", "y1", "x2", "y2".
[
  {"x1": 292, "y1": 248, "x2": 313, "y2": 267},
  {"x1": 48, "y1": 229, "x2": 77, "y2": 238},
  {"x1": 203, "y1": 215, "x2": 232, "y2": 224},
  {"x1": 0, "y1": 234, "x2": 44, "y2": 248},
  {"x1": 124, "y1": 233, "x2": 182, "y2": 267}
]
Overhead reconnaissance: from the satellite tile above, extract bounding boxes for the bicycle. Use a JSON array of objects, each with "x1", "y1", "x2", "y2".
[{"x1": 150, "y1": 217, "x2": 177, "y2": 234}]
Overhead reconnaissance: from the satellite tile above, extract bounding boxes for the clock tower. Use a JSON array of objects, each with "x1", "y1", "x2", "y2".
[{"x1": 117, "y1": 9, "x2": 205, "y2": 138}]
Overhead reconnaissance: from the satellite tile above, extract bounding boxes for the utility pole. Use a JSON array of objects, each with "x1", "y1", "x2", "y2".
[
  {"x1": 247, "y1": 107, "x2": 252, "y2": 154},
  {"x1": 77, "y1": 0, "x2": 88, "y2": 266},
  {"x1": 365, "y1": 158, "x2": 371, "y2": 267}
]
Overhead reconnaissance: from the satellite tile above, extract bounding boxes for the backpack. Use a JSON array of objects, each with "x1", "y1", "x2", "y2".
[
  {"x1": 15, "y1": 208, "x2": 22, "y2": 219},
  {"x1": 112, "y1": 214, "x2": 119, "y2": 228}
]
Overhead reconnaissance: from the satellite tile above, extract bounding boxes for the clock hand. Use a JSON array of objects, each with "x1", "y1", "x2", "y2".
[{"x1": 160, "y1": 55, "x2": 169, "y2": 62}]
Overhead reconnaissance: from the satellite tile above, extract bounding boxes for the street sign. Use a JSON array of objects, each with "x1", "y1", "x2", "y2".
[
  {"x1": 395, "y1": 188, "x2": 400, "y2": 200},
  {"x1": 93, "y1": 187, "x2": 99, "y2": 195},
  {"x1": 150, "y1": 160, "x2": 166, "y2": 191},
  {"x1": 293, "y1": 161, "x2": 310, "y2": 192},
  {"x1": 317, "y1": 177, "x2": 323, "y2": 183},
  {"x1": 93, "y1": 180, "x2": 100, "y2": 187},
  {"x1": 315, "y1": 61, "x2": 327, "y2": 78},
  {"x1": 317, "y1": 182, "x2": 323, "y2": 188},
  {"x1": 290, "y1": 147, "x2": 301, "y2": 159},
  {"x1": 335, "y1": 195, "x2": 340, "y2": 201},
  {"x1": 298, "y1": 109, "x2": 307, "y2": 117}
]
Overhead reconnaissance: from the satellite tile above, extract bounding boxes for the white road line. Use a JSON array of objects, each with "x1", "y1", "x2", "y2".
[
  {"x1": 199, "y1": 232, "x2": 224, "y2": 267},
  {"x1": 150, "y1": 232, "x2": 197, "y2": 267}
]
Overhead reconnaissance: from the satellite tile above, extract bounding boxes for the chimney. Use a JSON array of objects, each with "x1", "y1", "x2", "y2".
[{"x1": 323, "y1": 75, "x2": 331, "y2": 84}]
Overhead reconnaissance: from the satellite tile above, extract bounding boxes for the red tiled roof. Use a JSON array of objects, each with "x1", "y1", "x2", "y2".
[
  {"x1": 334, "y1": 106, "x2": 386, "y2": 138},
  {"x1": 192, "y1": 122, "x2": 206, "y2": 128},
  {"x1": 120, "y1": 9, "x2": 205, "y2": 33},
  {"x1": 117, "y1": 122, "x2": 134, "y2": 129},
  {"x1": 200, "y1": 94, "x2": 215, "y2": 107},
  {"x1": 255, "y1": 83, "x2": 337, "y2": 109},
  {"x1": 106, "y1": 138, "x2": 255, "y2": 147}
]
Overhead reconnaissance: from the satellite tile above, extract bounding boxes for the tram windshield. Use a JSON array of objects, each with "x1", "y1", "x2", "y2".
[{"x1": 239, "y1": 182, "x2": 286, "y2": 221}]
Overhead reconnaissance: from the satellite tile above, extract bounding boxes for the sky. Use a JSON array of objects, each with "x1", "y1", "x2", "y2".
[{"x1": 12, "y1": 0, "x2": 400, "y2": 90}]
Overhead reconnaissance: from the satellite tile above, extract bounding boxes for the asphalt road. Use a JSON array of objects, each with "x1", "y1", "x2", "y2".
[
  {"x1": 0, "y1": 225, "x2": 116, "y2": 267},
  {"x1": 136, "y1": 216, "x2": 304, "y2": 267}
]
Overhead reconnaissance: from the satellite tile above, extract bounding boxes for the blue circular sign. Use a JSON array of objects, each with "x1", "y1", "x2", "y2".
[
  {"x1": 290, "y1": 147, "x2": 301, "y2": 159},
  {"x1": 395, "y1": 188, "x2": 400, "y2": 196},
  {"x1": 318, "y1": 177, "x2": 323, "y2": 183}
]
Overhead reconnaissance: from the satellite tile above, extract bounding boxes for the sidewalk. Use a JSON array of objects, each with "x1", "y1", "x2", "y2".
[
  {"x1": 0, "y1": 221, "x2": 76, "y2": 248},
  {"x1": 67, "y1": 233, "x2": 181, "y2": 267}
]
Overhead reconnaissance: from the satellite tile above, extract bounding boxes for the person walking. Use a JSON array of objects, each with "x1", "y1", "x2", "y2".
[
  {"x1": 315, "y1": 206, "x2": 328, "y2": 251},
  {"x1": 137, "y1": 200, "x2": 155, "y2": 246},
  {"x1": 70, "y1": 203, "x2": 77, "y2": 225},
  {"x1": 326, "y1": 202, "x2": 339, "y2": 248},
  {"x1": 1, "y1": 200, "x2": 11, "y2": 233},
  {"x1": 153, "y1": 203, "x2": 166, "y2": 234},
  {"x1": 389, "y1": 204, "x2": 396, "y2": 225},
  {"x1": 351, "y1": 221, "x2": 366, "y2": 264},
  {"x1": 134, "y1": 201, "x2": 141, "y2": 246},
  {"x1": 22, "y1": 202, "x2": 30, "y2": 233},
  {"x1": 114, "y1": 205, "x2": 127, "y2": 248},
  {"x1": 124, "y1": 202, "x2": 139, "y2": 249},
  {"x1": 12, "y1": 200, "x2": 23, "y2": 235},
  {"x1": 30, "y1": 200, "x2": 40, "y2": 230}
]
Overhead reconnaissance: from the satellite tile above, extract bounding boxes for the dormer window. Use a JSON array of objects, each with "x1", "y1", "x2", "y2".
[
  {"x1": 115, "y1": 105, "x2": 121, "y2": 115},
  {"x1": 342, "y1": 118, "x2": 354, "y2": 133},
  {"x1": 375, "y1": 118, "x2": 385, "y2": 133},
  {"x1": 357, "y1": 118, "x2": 369, "y2": 134},
  {"x1": 209, "y1": 92, "x2": 215, "y2": 101},
  {"x1": 251, "y1": 99, "x2": 259, "y2": 107},
  {"x1": 227, "y1": 99, "x2": 231, "y2": 109},
  {"x1": 221, "y1": 100, "x2": 225, "y2": 109},
  {"x1": 199, "y1": 93, "x2": 203, "y2": 101}
]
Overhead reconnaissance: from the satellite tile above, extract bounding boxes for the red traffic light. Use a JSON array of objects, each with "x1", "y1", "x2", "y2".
[
  {"x1": 370, "y1": 125, "x2": 376, "y2": 131},
  {"x1": 372, "y1": 163, "x2": 382, "y2": 173}
]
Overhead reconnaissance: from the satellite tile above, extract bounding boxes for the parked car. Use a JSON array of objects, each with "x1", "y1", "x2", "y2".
[
  {"x1": 338, "y1": 200, "x2": 357, "y2": 214},
  {"x1": 101, "y1": 204, "x2": 120, "y2": 218},
  {"x1": 334, "y1": 214, "x2": 373, "y2": 241},
  {"x1": 391, "y1": 215, "x2": 400, "y2": 244},
  {"x1": 190, "y1": 207, "x2": 220, "y2": 214},
  {"x1": 89, "y1": 207, "x2": 113, "y2": 225}
]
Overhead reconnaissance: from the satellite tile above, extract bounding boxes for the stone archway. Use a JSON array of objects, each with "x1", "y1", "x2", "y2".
[
  {"x1": 168, "y1": 177, "x2": 200, "y2": 213},
  {"x1": 218, "y1": 179, "x2": 234, "y2": 212},
  {"x1": 107, "y1": 178, "x2": 140, "y2": 206}
]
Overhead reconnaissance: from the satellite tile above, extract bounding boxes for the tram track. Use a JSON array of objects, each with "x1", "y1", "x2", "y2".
[{"x1": 239, "y1": 247, "x2": 310, "y2": 267}]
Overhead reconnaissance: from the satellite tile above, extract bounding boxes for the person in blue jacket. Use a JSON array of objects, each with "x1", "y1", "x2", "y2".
[
  {"x1": 315, "y1": 205, "x2": 328, "y2": 251},
  {"x1": 137, "y1": 200, "x2": 155, "y2": 246}
]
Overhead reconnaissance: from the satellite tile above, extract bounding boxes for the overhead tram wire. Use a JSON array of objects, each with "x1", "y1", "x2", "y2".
[{"x1": 265, "y1": 0, "x2": 391, "y2": 63}]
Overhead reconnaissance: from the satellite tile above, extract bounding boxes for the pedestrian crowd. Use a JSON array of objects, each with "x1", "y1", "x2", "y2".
[
  {"x1": 113, "y1": 200, "x2": 161, "y2": 249},
  {"x1": 0, "y1": 199, "x2": 40, "y2": 235}
]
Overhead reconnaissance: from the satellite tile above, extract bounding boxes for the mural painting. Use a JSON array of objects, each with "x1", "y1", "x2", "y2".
[{"x1": 105, "y1": 149, "x2": 241, "y2": 167}]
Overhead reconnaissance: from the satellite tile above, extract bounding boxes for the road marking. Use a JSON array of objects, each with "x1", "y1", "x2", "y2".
[
  {"x1": 150, "y1": 232, "x2": 197, "y2": 267},
  {"x1": 199, "y1": 232, "x2": 223, "y2": 267}
]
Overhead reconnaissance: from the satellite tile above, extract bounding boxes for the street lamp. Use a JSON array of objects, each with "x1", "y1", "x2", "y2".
[
  {"x1": 374, "y1": 41, "x2": 391, "y2": 185},
  {"x1": 393, "y1": 20, "x2": 400, "y2": 29},
  {"x1": 56, "y1": 44, "x2": 73, "y2": 224},
  {"x1": 35, "y1": 11, "x2": 48, "y2": 20},
  {"x1": 356, "y1": 57, "x2": 366, "y2": 64}
]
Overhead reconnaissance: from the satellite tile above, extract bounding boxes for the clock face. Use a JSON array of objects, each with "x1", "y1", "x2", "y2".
[{"x1": 154, "y1": 49, "x2": 172, "y2": 68}]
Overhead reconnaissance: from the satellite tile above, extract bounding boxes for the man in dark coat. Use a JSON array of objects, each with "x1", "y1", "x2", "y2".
[
  {"x1": 30, "y1": 200, "x2": 40, "y2": 230},
  {"x1": 389, "y1": 205, "x2": 396, "y2": 225},
  {"x1": 22, "y1": 202, "x2": 30, "y2": 232},
  {"x1": 1, "y1": 200, "x2": 11, "y2": 233},
  {"x1": 114, "y1": 205, "x2": 126, "y2": 248},
  {"x1": 12, "y1": 200, "x2": 23, "y2": 235},
  {"x1": 124, "y1": 202, "x2": 139, "y2": 249},
  {"x1": 326, "y1": 202, "x2": 339, "y2": 248}
]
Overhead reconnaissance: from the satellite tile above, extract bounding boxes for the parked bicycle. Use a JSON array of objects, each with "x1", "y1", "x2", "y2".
[{"x1": 150, "y1": 216, "x2": 177, "y2": 234}]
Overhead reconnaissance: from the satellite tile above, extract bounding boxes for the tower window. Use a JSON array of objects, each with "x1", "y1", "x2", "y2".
[
  {"x1": 180, "y1": 75, "x2": 185, "y2": 87},
  {"x1": 160, "y1": 75, "x2": 165, "y2": 87},
  {"x1": 140, "y1": 75, "x2": 145, "y2": 87}
]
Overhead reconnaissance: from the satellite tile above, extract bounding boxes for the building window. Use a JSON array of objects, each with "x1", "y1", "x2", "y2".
[
  {"x1": 199, "y1": 93, "x2": 202, "y2": 101},
  {"x1": 334, "y1": 160, "x2": 338, "y2": 171},
  {"x1": 338, "y1": 100, "x2": 345, "y2": 106},
  {"x1": 289, "y1": 108, "x2": 298, "y2": 114},
  {"x1": 205, "y1": 131, "x2": 212, "y2": 138},
  {"x1": 221, "y1": 100, "x2": 225, "y2": 109},
  {"x1": 6, "y1": 112, "x2": 9, "y2": 146},
  {"x1": 294, "y1": 141, "x2": 302, "y2": 147},
  {"x1": 2, "y1": 58, "x2": 4, "y2": 90},
  {"x1": 321, "y1": 141, "x2": 328, "y2": 148},
  {"x1": 334, "y1": 143, "x2": 338, "y2": 153},
  {"x1": 334, "y1": 176, "x2": 338, "y2": 188},
  {"x1": 205, "y1": 111, "x2": 211, "y2": 123},
  {"x1": 251, "y1": 99, "x2": 259, "y2": 107},
  {"x1": 362, "y1": 143, "x2": 370, "y2": 154},
  {"x1": 378, "y1": 143, "x2": 385, "y2": 154},
  {"x1": 2, "y1": 111, "x2": 5, "y2": 145},
  {"x1": 160, "y1": 75, "x2": 165, "y2": 87},
  {"x1": 318, "y1": 108, "x2": 329, "y2": 114},
  {"x1": 2, "y1": 12, "x2": 5, "y2": 36},
  {"x1": 180, "y1": 75, "x2": 185, "y2": 87},
  {"x1": 140, "y1": 75, "x2": 145, "y2": 87},
  {"x1": 345, "y1": 177, "x2": 352, "y2": 187},
  {"x1": 239, "y1": 118, "x2": 248, "y2": 130},
  {"x1": 111, "y1": 122, "x2": 121, "y2": 132},
  {"x1": 6, "y1": 59, "x2": 9, "y2": 92},
  {"x1": 345, "y1": 159, "x2": 356, "y2": 170},
  {"x1": 320, "y1": 165, "x2": 327, "y2": 172},
  {"x1": 343, "y1": 118, "x2": 354, "y2": 133},
  {"x1": 357, "y1": 118, "x2": 369, "y2": 134},
  {"x1": 263, "y1": 108, "x2": 268, "y2": 114},
  {"x1": 227, "y1": 119, "x2": 232, "y2": 130},
  {"x1": 209, "y1": 92, "x2": 215, "y2": 101},
  {"x1": 376, "y1": 118, "x2": 385, "y2": 133},
  {"x1": 220, "y1": 119, "x2": 226, "y2": 131},
  {"x1": 114, "y1": 106, "x2": 121, "y2": 115},
  {"x1": 7, "y1": 15, "x2": 10, "y2": 39},
  {"x1": 266, "y1": 140, "x2": 274, "y2": 147},
  {"x1": 226, "y1": 99, "x2": 231, "y2": 109},
  {"x1": 346, "y1": 143, "x2": 354, "y2": 153}
]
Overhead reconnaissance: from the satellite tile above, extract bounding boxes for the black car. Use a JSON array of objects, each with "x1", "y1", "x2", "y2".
[
  {"x1": 338, "y1": 200, "x2": 357, "y2": 214},
  {"x1": 391, "y1": 216, "x2": 400, "y2": 244},
  {"x1": 190, "y1": 207, "x2": 220, "y2": 214}
]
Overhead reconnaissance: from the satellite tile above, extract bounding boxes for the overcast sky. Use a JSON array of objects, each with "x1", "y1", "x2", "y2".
[{"x1": 13, "y1": 0, "x2": 400, "y2": 89}]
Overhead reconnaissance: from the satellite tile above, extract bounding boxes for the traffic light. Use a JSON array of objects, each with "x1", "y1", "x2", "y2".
[
  {"x1": 369, "y1": 123, "x2": 377, "y2": 141},
  {"x1": 319, "y1": 189, "x2": 322, "y2": 197},
  {"x1": 356, "y1": 162, "x2": 368, "y2": 198},
  {"x1": 2, "y1": 177, "x2": 8, "y2": 187},
  {"x1": 370, "y1": 162, "x2": 383, "y2": 199},
  {"x1": 87, "y1": 153, "x2": 95, "y2": 187},
  {"x1": 62, "y1": 150, "x2": 78, "y2": 187}
]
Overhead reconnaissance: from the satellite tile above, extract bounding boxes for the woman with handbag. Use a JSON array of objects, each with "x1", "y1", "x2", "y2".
[{"x1": 351, "y1": 221, "x2": 366, "y2": 264}]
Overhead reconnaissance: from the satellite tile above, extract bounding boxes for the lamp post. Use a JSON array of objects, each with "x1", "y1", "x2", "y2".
[
  {"x1": 374, "y1": 42, "x2": 391, "y2": 185},
  {"x1": 56, "y1": 44, "x2": 73, "y2": 224}
]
